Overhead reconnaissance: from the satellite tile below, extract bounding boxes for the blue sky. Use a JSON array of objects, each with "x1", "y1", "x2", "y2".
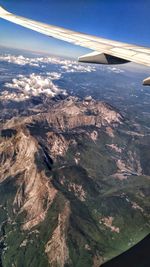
[{"x1": 0, "y1": 0, "x2": 150, "y2": 57}]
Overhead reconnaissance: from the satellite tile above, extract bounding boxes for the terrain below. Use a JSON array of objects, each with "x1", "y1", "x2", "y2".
[{"x1": 0, "y1": 96, "x2": 150, "y2": 267}]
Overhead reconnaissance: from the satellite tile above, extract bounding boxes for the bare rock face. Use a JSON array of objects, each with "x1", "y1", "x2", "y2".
[
  {"x1": 45, "y1": 201, "x2": 70, "y2": 267},
  {"x1": 0, "y1": 128, "x2": 57, "y2": 230},
  {"x1": 46, "y1": 132, "x2": 70, "y2": 158},
  {"x1": 32, "y1": 97, "x2": 123, "y2": 131},
  {"x1": 3, "y1": 97, "x2": 123, "y2": 131}
]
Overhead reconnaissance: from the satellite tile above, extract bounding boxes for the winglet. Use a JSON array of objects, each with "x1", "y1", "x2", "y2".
[
  {"x1": 143, "y1": 76, "x2": 150, "y2": 86},
  {"x1": 0, "y1": 6, "x2": 11, "y2": 17}
]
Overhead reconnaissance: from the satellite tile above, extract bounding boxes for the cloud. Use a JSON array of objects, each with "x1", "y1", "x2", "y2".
[
  {"x1": 46, "y1": 72, "x2": 62, "y2": 80},
  {"x1": 107, "y1": 66, "x2": 124, "y2": 73},
  {"x1": 61, "y1": 63, "x2": 96, "y2": 73},
  {"x1": 1, "y1": 73, "x2": 67, "y2": 102},
  {"x1": 0, "y1": 54, "x2": 40, "y2": 67},
  {"x1": 0, "y1": 54, "x2": 96, "y2": 73},
  {"x1": 0, "y1": 53, "x2": 125, "y2": 74}
]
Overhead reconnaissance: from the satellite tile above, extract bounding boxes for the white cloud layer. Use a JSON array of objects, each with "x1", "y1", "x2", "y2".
[
  {"x1": 0, "y1": 54, "x2": 39, "y2": 66},
  {"x1": 0, "y1": 53, "x2": 125, "y2": 74},
  {"x1": 1, "y1": 73, "x2": 67, "y2": 102},
  {"x1": 0, "y1": 54, "x2": 125, "y2": 102},
  {"x1": 0, "y1": 54, "x2": 96, "y2": 73}
]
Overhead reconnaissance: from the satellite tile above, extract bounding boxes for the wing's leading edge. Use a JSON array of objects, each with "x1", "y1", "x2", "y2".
[{"x1": 0, "y1": 6, "x2": 150, "y2": 84}]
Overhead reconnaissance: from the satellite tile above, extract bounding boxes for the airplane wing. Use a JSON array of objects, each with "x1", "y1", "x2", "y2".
[{"x1": 0, "y1": 6, "x2": 150, "y2": 85}]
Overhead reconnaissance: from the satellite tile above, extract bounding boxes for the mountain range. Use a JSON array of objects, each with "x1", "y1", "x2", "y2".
[{"x1": 0, "y1": 95, "x2": 149, "y2": 267}]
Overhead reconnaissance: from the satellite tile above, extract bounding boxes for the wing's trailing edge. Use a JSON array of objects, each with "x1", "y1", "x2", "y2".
[{"x1": 0, "y1": 6, "x2": 150, "y2": 84}]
